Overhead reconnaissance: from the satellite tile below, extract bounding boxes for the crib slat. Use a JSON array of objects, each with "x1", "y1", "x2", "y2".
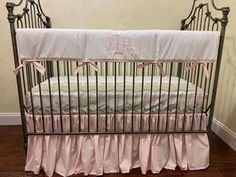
[
  {"x1": 193, "y1": 64, "x2": 198, "y2": 84},
  {"x1": 149, "y1": 64, "x2": 154, "y2": 132},
  {"x1": 140, "y1": 63, "x2": 145, "y2": 132},
  {"x1": 30, "y1": 4, "x2": 34, "y2": 28},
  {"x1": 200, "y1": 65, "x2": 204, "y2": 88},
  {"x1": 37, "y1": 14, "x2": 40, "y2": 28},
  {"x1": 114, "y1": 62, "x2": 117, "y2": 132},
  {"x1": 196, "y1": 7, "x2": 200, "y2": 30},
  {"x1": 184, "y1": 63, "x2": 187, "y2": 80},
  {"x1": 63, "y1": 61, "x2": 66, "y2": 76},
  {"x1": 37, "y1": 71, "x2": 45, "y2": 133},
  {"x1": 183, "y1": 64, "x2": 191, "y2": 131},
  {"x1": 131, "y1": 62, "x2": 136, "y2": 132},
  {"x1": 199, "y1": 6, "x2": 204, "y2": 30},
  {"x1": 174, "y1": 69, "x2": 181, "y2": 131},
  {"x1": 47, "y1": 64, "x2": 54, "y2": 133},
  {"x1": 32, "y1": 4, "x2": 37, "y2": 28},
  {"x1": 57, "y1": 61, "x2": 63, "y2": 132},
  {"x1": 203, "y1": 13, "x2": 208, "y2": 31},
  {"x1": 95, "y1": 62, "x2": 99, "y2": 132},
  {"x1": 105, "y1": 62, "x2": 108, "y2": 132},
  {"x1": 157, "y1": 67, "x2": 163, "y2": 132},
  {"x1": 205, "y1": 63, "x2": 214, "y2": 111},
  {"x1": 67, "y1": 61, "x2": 72, "y2": 132},
  {"x1": 123, "y1": 63, "x2": 126, "y2": 132},
  {"x1": 21, "y1": 67, "x2": 27, "y2": 98},
  {"x1": 200, "y1": 64, "x2": 209, "y2": 131},
  {"x1": 76, "y1": 61, "x2": 81, "y2": 132},
  {"x1": 191, "y1": 66, "x2": 195, "y2": 83},
  {"x1": 32, "y1": 61, "x2": 37, "y2": 86},
  {"x1": 86, "y1": 64, "x2": 90, "y2": 132},
  {"x1": 26, "y1": 65, "x2": 36, "y2": 133},
  {"x1": 166, "y1": 62, "x2": 173, "y2": 131},
  {"x1": 191, "y1": 64, "x2": 201, "y2": 131}
]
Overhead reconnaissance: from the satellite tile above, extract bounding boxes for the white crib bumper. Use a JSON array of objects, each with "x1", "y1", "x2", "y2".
[{"x1": 16, "y1": 28, "x2": 220, "y2": 62}]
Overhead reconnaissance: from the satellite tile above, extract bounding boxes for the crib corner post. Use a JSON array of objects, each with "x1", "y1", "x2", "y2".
[
  {"x1": 6, "y1": 2, "x2": 15, "y2": 23},
  {"x1": 221, "y1": 7, "x2": 230, "y2": 32},
  {"x1": 23, "y1": 142, "x2": 28, "y2": 154},
  {"x1": 207, "y1": 5, "x2": 230, "y2": 132},
  {"x1": 180, "y1": 19, "x2": 186, "y2": 30},
  {"x1": 6, "y1": 1, "x2": 28, "y2": 157},
  {"x1": 45, "y1": 16, "x2": 51, "y2": 28}
]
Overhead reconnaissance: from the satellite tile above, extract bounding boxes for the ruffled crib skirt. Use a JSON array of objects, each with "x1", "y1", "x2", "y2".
[{"x1": 25, "y1": 114, "x2": 209, "y2": 177}]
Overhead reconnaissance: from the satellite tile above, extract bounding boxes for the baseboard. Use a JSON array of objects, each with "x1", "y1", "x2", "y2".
[
  {"x1": 0, "y1": 113, "x2": 21, "y2": 125},
  {"x1": 212, "y1": 118, "x2": 236, "y2": 151}
]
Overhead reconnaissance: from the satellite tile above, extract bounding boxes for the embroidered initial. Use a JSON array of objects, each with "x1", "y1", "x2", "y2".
[{"x1": 106, "y1": 34, "x2": 134, "y2": 54}]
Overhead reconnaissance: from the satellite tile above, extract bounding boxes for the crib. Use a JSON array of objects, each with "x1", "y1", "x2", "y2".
[{"x1": 6, "y1": 0, "x2": 230, "y2": 176}]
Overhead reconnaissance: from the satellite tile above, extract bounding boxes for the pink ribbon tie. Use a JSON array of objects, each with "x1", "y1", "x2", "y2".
[
  {"x1": 137, "y1": 62, "x2": 165, "y2": 76},
  {"x1": 74, "y1": 61, "x2": 98, "y2": 74},
  {"x1": 13, "y1": 61, "x2": 46, "y2": 75},
  {"x1": 185, "y1": 62, "x2": 209, "y2": 79}
]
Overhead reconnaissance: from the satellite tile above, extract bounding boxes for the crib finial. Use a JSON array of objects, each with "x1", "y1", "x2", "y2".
[
  {"x1": 211, "y1": 0, "x2": 223, "y2": 11},
  {"x1": 211, "y1": 0, "x2": 230, "y2": 27},
  {"x1": 211, "y1": 0, "x2": 230, "y2": 12},
  {"x1": 6, "y1": 0, "x2": 23, "y2": 8}
]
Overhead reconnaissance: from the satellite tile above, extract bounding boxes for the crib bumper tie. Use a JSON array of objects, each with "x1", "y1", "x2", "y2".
[
  {"x1": 13, "y1": 61, "x2": 46, "y2": 75},
  {"x1": 74, "y1": 61, "x2": 98, "y2": 74},
  {"x1": 185, "y1": 62, "x2": 209, "y2": 79},
  {"x1": 137, "y1": 62, "x2": 166, "y2": 76}
]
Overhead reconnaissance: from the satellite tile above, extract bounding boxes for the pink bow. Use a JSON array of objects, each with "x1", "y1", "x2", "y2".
[
  {"x1": 13, "y1": 61, "x2": 46, "y2": 75},
  {"x1": 137, "y1": 62, "x2": 165, "y2": 76},
  {"x1": 185, "y1": 62, "x2": 209, "y2": 79},
  {"x1": 74, "y1": 61, "x2": 98, "y2": 74}
]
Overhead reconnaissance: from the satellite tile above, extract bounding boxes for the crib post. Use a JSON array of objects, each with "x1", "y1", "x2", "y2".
[
  {"x1": 207, "y1": 6, "x2": 230, "y2": 131},
  {"x1": 6, "y1": 2, "x2": 28, "y2": 155}
]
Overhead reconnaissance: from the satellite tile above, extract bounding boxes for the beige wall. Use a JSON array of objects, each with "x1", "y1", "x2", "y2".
[
  {"x1": 0, "y1": 0, "x2": 235, "y2": 132},
  {"x1": 214, "y1": 0, "x2": 236, "y2": 133}
]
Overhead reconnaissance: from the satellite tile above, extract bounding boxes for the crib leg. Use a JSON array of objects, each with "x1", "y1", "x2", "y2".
[
  {"x1": 24, "y1": 142, "x2": 28, "y2": 155},
  {"x1": 22, "y1": 132, "x2": 28, "y2": 156}
]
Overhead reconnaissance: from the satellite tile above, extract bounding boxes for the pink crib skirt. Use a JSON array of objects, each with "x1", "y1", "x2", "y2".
[{"x1": 25, "y1": 113, "x2": 209, "y2": 177}]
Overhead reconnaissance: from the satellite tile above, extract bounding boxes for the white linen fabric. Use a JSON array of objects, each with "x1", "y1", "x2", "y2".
[
  {"x1": 16, "y1": 28, "x2": 220, "y2": 61},
  {"x1": 25, "y1": 113, "x2": 209, "y2": 177}
]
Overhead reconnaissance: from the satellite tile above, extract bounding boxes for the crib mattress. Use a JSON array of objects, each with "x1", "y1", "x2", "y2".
[{"x1": 26, "y1": 76, "x2": 206, "y2": 115}]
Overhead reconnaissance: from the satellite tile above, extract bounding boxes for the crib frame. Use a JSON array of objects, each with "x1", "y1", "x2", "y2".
[{"x1": 6, "y1": 0, "x2": 229, "y2": 154}]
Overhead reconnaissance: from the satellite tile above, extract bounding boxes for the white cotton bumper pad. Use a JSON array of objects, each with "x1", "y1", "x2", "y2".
[{"x1": 16, "y1": 28, "x2": 220, "y2": 62}]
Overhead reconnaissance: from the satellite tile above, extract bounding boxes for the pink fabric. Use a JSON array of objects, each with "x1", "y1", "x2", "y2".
[
  {"x1": 25, "y1": 114, "x2": 209, "y2": 177},
  {"x1": 185, "y1": 62, "x2": 209, "y2": 79},
  {"x1": 74, "y1": 61, "x2": 98, "y2": 74},
  {"x1": 13, "y1": 60, "x2": 46, "y2": 75},
  {"x1": 137, "y1": 62, "x2": 166, "y2": 76}
]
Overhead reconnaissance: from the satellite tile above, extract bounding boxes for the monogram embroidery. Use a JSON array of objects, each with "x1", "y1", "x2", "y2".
[{"x1": 106, "y1": 34, "x2": 134, "y2": 55}]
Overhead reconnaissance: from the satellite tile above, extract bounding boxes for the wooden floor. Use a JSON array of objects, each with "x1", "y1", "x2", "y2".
[{"x1": 0, "y1": 126, "x2": 235, "y2": 177}]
